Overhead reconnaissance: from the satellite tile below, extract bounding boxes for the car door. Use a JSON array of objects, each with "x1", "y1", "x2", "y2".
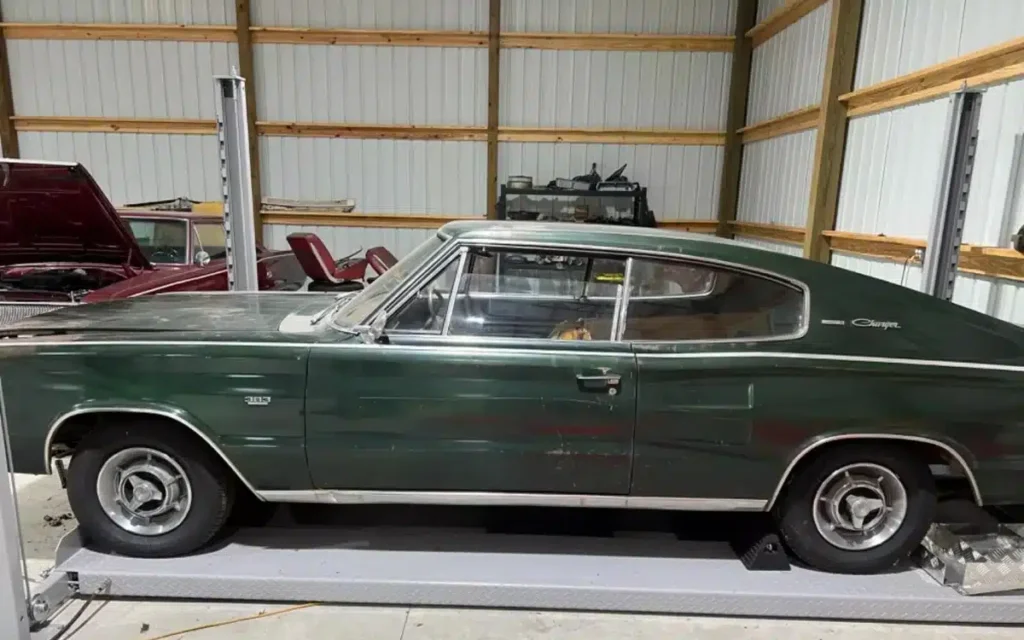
[
  {"x1": 304, "y1": 243, "x2": 638, "y2": 496},
  {"x1": 623, "y1": 256, "x2": 808, "y2": 501}
]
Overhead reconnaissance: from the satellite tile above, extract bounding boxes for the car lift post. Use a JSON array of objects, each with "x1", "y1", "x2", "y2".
[
  {"x1": 0, "y1": 380, "x2": 32, "y2": 639},
  {"x1": 215, "y1": 71, "x2": 259, "y2": 292},
  {"x1": 921, "y1": 89, "x2": 983, "y2": 300}
]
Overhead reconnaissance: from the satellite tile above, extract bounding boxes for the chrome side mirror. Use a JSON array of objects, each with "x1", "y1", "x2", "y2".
[
  {"x1": 360, "y1": 312, "x2": 388, "y2": 344},
  {"x1": 194, "y1": 250, "x2": 211, "y2": 266}
]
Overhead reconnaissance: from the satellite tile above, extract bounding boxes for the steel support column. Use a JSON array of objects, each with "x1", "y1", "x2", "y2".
[
  {"x1": 0, "y1": 380, "x2": 31, "y2": 639},
  {"x1": 921, "y1": 90, "x2": 983, "y2": 301},
  {"x1": 215, "y1": 73, "x2": 260, "y2": 292}
]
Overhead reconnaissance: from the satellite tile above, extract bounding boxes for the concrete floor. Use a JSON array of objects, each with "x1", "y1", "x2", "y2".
[{"x1": 12, "y1": 473, "x2": 1024, "y2": 640}]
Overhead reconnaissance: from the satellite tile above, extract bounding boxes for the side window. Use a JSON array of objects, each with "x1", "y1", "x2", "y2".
[
  {"x1": 385, "y1": 258, "x2": 461, "y2": 334},
  {"x1": 447, "y1": 248, "x2": 627, "y2": 341},
  {"x1": 624, "y1": 259, "x2": 804, "y2": 342}
]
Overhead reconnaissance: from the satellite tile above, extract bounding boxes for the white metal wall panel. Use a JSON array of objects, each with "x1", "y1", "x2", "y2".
[
  {"x1": 8, "y1": 41, "x2": 238, "y2": 120},
  {"x1": 260, "y1": 138, "x2": 486, "y2": 214},
  {"x1": 498, "y1": 142, "x2": 722, "y2": 221},
  {"x1": 264, "y1": 224, "x2": 439, "y2": 260},
  {"x1": 254, "y1": 45, "x2": 486, "y2": 125},
  {"x1": 17, "y1": 131, "x2": 223, "y2": 205},
  {"x1": 734, "y1": 237, "x2": 803, "y2": 256},
  {"x1": 736, "y1": 129, "x2": 816, "y2": 228},
  {"x1": 500, "y1": 50, "x2": 730, "y2": 129},
  {"x1": 251, "y1": 0, "x2": 488, "y2": 30},
  {"x1": 830, "y1": 253, "x2": 923, "y2": 290},
  {"x1": 501, "y1": 0, "x2": 735, "y2": 35},
  {"x1": 855, "y1": 0, "x2": 1024, "y2": 90},
  {"x1": 834, "y1": 98, "x2": 949, "y2": 237},
  {"x1": 0, "y1": 0, "x2": 235, "y2": 23},
  {"x1": 756, "y1": 0, "x2": 789, "y2": 24},
  {"x1": 961, "y1": 79, "x2": 1024, "y2": 245},
  {"x1": 746, "y1": 0, "x2": 831, "y2": 124}
]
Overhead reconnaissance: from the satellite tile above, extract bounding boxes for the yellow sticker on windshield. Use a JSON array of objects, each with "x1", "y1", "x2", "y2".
[{"x1": 595, "y1": 273, "x2": 624, "y2": 283}]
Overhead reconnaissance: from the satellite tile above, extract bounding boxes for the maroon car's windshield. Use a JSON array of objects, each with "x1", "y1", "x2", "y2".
[{"x1": 124, "y1": 218, "x2": 189, "y2": 264}]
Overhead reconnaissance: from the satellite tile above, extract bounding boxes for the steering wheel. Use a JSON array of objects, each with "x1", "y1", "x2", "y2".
[
  {"x1": 150, "y1": 248, "x2": 182, "y2": 262},
  {"x1": 425, "y1": 287, "x2": 446, "y2": 330}
]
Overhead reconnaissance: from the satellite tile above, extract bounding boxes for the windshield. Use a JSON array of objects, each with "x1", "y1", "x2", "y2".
[
  {"x1": 125, "y1": 218, "x2": 189, "y2": 264},
  {"x1": 331, "y1": 234, "x2": 446, "y2": 328}
]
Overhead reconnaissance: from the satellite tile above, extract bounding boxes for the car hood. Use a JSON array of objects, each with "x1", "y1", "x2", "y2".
[
  {"x1": 0, "y1": 160, "x2": 151, "y2": 269},
  {"x1": 0, "y1": 292, "x2": 340, "y2": 335}
]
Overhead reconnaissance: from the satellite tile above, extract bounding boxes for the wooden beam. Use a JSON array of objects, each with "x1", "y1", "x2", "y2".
[
  {"x1": 1, "y1": 23, "x2": 236, "y2": 42},
  {"x1": 250, "y1": 27, "x2": 486, "y2": 47},
  {"x1": 659, "y1": 220, "x2": 719, "y2": 233},
  {"x1": 0, "y1": 6, "x2": 18, "y2": 157},
  {"x1": 11, "y1": 116, "x2": 216, "y2": 134},
  {"x1": 257, "y1": 122, "x2": 487, "y2": 141},
  {"x1": 802, "y1": 0, "x2": 863, "y2": 263},
  {"x1": 841, "y1": 36, "x2": 1024, "y2": 118},
  {"x1": 746, "y1": 0, "x2": 829, "y2": 47},
  {"x1": 486, "y1": 0, "x2": 501, "y2": 220},
  {"x1": 738, "y1": 105, "x2": 819, "y2": 143},
  {"x1": 500, "y1": 33, "x2": 734, "y2": 52},
  {"x1": 498, "y1": 127, "x2": 725, "y2": 145},
  {"x1": 260, "y1": 212, "x2": 480, "y2": 229},
  {"x1": 729, "y1": 220, "x2": 807, "y2": 244},
  {"x1": 716, "y1": 0, "x2": 757, "y2": 238},
  {"x1": 236, "y1": 0, "x2": 263, "y2": 244}
]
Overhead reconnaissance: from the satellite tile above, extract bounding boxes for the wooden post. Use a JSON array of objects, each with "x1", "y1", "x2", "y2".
[
  {"x1": 235, "y1": 0, "x2": 263, "y2": 243},
  {"x1": 802, "y1": 0, "x2": 863, "y2": 262},
  {"x1": 715, "y1": 0, "x2": 757, "y2": 237},
  {"x1": 486, "y1": 0, "x2": 501, "y2": 219},
  {"x1": 0, "y1": 5, "x2": 20, "y2": 158}
]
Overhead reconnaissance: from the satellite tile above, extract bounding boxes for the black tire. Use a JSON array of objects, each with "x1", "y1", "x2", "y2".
[
  {"x1": 774, "y1": 443, "x2": 936, "y2": 574},
  {"x1": 66, "y1": 421, "x2": 235, "y2": 558}
]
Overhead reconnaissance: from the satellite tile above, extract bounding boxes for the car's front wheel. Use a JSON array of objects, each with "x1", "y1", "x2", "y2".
[
  {"x1": 66, "y1": 422, "x2": 235, "y2": 557},
  {"x1": 775, "y1": 443, "x2": 936, "y2": 574}
]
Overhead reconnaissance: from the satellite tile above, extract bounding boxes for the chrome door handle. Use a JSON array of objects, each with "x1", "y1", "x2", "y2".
[{"x1": 575, "y1": 374, "x2": 621, "y2": 383}]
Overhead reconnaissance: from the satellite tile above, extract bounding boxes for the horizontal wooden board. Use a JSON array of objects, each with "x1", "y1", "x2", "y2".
[
  {"x1": 261, "y1": 212, "x2": 479, "y2": 229},
  {"x1": 841, "y1": 36, "x2": 1024, "y2": 118},
  {"x1": 1, "y1": 22, "x2": 236, "y2": 42},
  {"x1": 256, "y1": 122, "x2": 487, "y2": 141},
  {"x1": 738, "y1": 105, "x2": 820, "y2": 143},
  {"x1": 499, "y1": 127, "x2": 726, "y2": 145},
  {"x1": 746, "y1": 0, "x2": 828, "y2": 47},
  {"x1": 729, "y1": 220, "x2": 807, "y2": 243},
  {"x1": 500, "y1": 33, "x2": 734, "y2": 52},
  {"x1": 11, "y1": 116, "x2": 216, "y2": 134},
  {"x1": 250, "y1": 27, "x2": 487, "y2": 47}
]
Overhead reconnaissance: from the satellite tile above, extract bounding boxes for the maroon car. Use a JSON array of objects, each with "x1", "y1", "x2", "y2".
[{"x1": 0, "y1": 160, "x2": 311, "y2": 323}]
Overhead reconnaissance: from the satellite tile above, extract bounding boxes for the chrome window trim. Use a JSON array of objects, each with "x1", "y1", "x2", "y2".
[
  {"x1": 766, "y1": 433, "x2": 982, "y2": 509},
  {"x1": 43, "y1": 406, "x2": 264, "y2": 500},
  {"x1": 440, "y1": 249, "x2": 469, "y2": 336},
  {"x1": 256, "y1": 489, "x2": 767, "y2": 512},
  {"x1": 613, "y1": 257, "x2": 634, "y2": 341}
]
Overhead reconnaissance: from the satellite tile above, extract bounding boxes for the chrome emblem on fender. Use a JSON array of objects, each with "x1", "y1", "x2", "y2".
[{"x1": 244, "y1": 396, "x2": 271, "y2": 406}]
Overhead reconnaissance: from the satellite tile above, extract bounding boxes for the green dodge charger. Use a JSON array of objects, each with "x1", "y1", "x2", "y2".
[{"x1": 2, "y1": 220, "x2": 1024, "y2": 574}]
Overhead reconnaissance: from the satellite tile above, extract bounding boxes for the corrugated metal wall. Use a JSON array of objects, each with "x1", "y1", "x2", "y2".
[
  {"x1": 2, "y1": 0, "x2": 737, "y2": 259},
  {"x1": 4, "y1": 0, "x2": 235, "y2": 203},
  {"x1": 832, "y1": 0, "x2": 1024, "y2": 324},
  {"x1": 497, "y1": 1, "x2": 734, "y2": 223},
  {"x1": 735, "y1": 0, "x2": 830, "y2": 235}
]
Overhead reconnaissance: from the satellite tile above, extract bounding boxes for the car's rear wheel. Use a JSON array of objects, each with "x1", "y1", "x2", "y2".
[
  {"x1": 774, "y1": 443, "x2": 936, "y2": 574},
  {"x1": 66, "y1": 422, "x2": 235, "y2": 557}
]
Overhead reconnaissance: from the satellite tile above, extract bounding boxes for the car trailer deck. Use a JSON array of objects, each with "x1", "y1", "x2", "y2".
[{"x1": 26, "y1": 505, "x2": 1024, "y2": 635}]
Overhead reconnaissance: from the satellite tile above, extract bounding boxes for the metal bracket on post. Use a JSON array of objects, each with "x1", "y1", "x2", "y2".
[
  {"x1": 921, "y1": 90, "x2": 983, "y2": 301},
  {"x1": 214, "y1": 70, "x2": 259, "y2": 292}
]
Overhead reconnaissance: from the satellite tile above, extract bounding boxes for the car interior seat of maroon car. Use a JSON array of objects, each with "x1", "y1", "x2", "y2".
[
  {"x1": 366, "y1": 246, "x2": 398, "y2": 276},
  {"x1": 286, "y1": 232, "x2": 352, "y2": 283}
]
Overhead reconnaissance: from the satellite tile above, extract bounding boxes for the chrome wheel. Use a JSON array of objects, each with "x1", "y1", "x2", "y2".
[
  {"x1": 812, "y1": 462, "x2": 907, "y2": 551},
  {"x1": 95, "y1": 447, "x2": 192, "y2": 536}
]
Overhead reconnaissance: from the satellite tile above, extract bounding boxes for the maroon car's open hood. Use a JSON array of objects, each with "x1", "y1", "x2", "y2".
[{"x1": 0, "y1": 160, "x2": 150, "y2": 269}]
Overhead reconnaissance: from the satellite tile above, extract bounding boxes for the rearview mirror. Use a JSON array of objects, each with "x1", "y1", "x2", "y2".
[{"x1": 194, "y1": 250, "x2": 211, "y2": 266}]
